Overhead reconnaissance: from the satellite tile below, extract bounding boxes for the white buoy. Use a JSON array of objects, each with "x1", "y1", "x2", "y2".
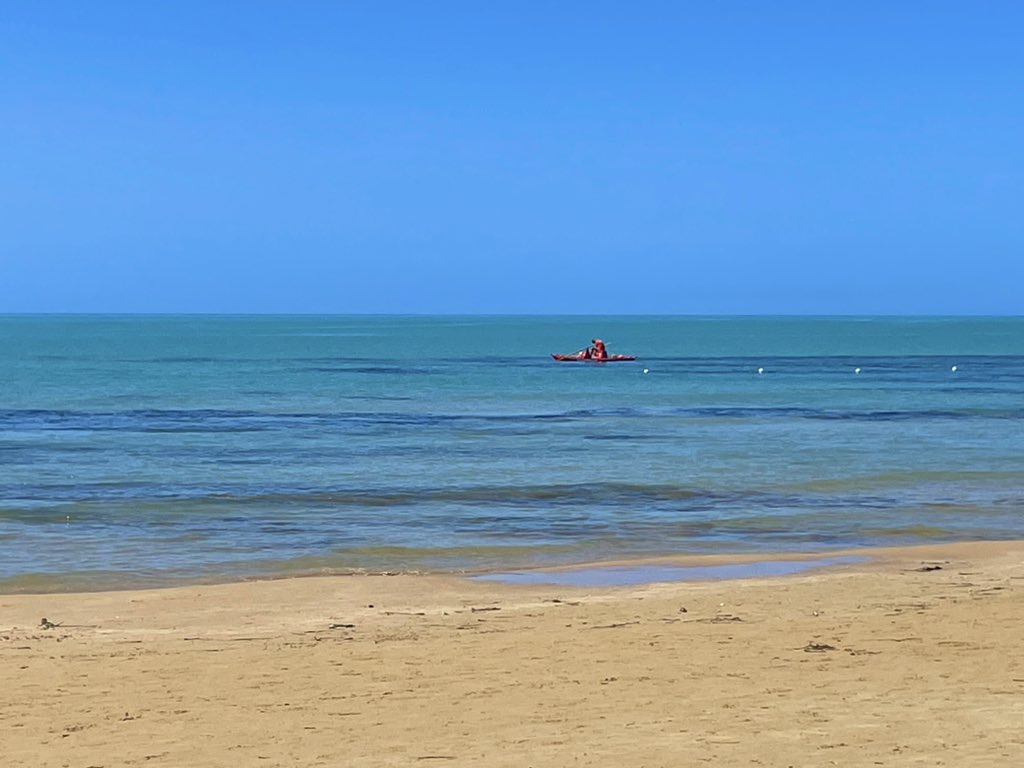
[
  {"x1": 642, "y1": 368, "x2": 649, "y2": 374},
  {"x1": 854, "y1": 367, "x2": 861, "y2": 374},
  {"x1": 951, "y1": 365, "x2": 958, "y2": 372},
  {"x1": 757, "y1": 367, "x2": 764, "y2": 374}
]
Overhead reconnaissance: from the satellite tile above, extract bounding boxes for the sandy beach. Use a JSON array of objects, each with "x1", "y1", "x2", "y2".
[{"x1": 3, "y1": 541, "x2": 1023, "y2": 767}]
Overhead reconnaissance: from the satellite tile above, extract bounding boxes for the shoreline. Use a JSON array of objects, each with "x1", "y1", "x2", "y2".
[
  {"x1": 4, "y1": 539, "x2": 1023, "y2": 766},
  {"x1": 1, "y1": 538, "x2": 1018, "y2": 596}
]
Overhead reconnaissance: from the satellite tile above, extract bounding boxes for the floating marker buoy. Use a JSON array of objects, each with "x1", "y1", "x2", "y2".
[
  {"x1": 854, "y1": 367, "x2": 861, "y2": 374},
  {"x1": 951, "y1": 365, "x2": 958, "y2": 372},
  {"x1": 757, "y1": 367, "x2": 764, "y2": 374},
  {"x1": 643, "y1": 368, "x2": 649, "y2": 374}
]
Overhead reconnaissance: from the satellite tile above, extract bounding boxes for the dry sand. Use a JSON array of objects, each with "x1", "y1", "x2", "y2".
[{"x1": 2, "y1": 542, "x2": 1023, "y2": 767}]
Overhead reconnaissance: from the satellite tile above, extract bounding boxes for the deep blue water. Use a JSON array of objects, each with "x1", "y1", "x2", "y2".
[{"x1": 1, "y1": 315, "x2": 1022, "y2": 591}]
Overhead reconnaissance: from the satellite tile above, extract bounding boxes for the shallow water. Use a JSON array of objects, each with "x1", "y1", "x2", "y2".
[
  {"x1": 1, "y1": 315, "x2": 1022, "y2": 591},
  {"x1": 473, "y1": 556, "x2": 866, "y2": 587}
]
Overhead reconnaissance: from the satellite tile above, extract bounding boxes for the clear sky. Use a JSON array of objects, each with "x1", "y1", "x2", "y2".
[{"x1": 3, "y1": 2, "x2": 1022, "y2": 314}]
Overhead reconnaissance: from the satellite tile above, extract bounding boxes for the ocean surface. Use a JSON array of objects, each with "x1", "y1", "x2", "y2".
[{"x1": 1, "y1": 315, "x2": 1023, "y2": 592}]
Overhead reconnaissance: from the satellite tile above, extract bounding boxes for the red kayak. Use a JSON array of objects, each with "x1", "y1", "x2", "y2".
[{"x1": 551, "y1": 354, "x2": 637, "y2": 362}]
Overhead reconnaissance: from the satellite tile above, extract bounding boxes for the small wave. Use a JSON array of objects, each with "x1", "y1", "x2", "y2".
[
  {"x1": 2, "y1": 401, "x2": 1020, "y2": 437},
  {"x1": 3, "y1": 480, "x2": 987, "y2": 519},
  {"x1": 680, "y1": 406, "x2": 1024, "y2": 422},
  {"x1": 781, "y1": 470, "x2": 1024, "y2": 493}
]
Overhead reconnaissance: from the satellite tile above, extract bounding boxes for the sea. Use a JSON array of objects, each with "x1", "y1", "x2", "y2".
[{"x1": 1, "y1": 315, "x2": 1022, "y2": 592}]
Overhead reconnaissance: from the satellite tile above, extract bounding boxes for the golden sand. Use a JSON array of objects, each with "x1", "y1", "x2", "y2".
[{"x1": 3, "y1": 542, "x2": 1023, "y2": 766}]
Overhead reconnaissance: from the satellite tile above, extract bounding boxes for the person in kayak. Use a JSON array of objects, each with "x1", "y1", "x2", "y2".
[
  {"x1": 551, "y1": 339, "x2": 634, "y2": 361},
  {"x1": 569, "y1": 344, "x2": 594, "y2": 359}
]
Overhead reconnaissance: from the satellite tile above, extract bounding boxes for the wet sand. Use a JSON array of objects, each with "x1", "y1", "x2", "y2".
[{"x1": 3, "y1": 541, "x2": 1024, "y2": 767}]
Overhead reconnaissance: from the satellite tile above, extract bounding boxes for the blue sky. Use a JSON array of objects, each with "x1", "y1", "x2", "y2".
[{"x1": 3, "y1": 2, "x2": 1022, "y2": 313}]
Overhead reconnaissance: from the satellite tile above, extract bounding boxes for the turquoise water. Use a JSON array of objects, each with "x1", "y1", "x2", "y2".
[{"x1": 1, "y1": 315, "x2": 1023, "y2": 591}]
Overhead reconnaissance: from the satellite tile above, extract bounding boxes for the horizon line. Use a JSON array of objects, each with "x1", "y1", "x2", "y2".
[{"x1": 1, "y1": 312, "x2": 1023, "y2": 319}]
